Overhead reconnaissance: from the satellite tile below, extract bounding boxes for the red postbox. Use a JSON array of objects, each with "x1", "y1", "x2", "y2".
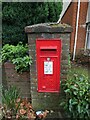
[{"x1": 36, "y1": 39, "x2": 62, "y2": 92}]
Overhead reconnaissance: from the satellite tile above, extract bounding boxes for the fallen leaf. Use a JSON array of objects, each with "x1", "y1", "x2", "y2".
[{"x1": 19, "y1": 109, "x2": 26, "y2": 115}]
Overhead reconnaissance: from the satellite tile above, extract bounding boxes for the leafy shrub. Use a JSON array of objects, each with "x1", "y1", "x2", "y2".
[
  {"x1": 12, "y1": 55, "x2": 32, "y2": 72},
  {"x1": 2, "y1": 2, "x2": 62, "y2": 45},
  {"x1": 1, "y1": 43, "x2": 32, "y2": 72},
  {"x1": 60, "y1": 70, "x2": 90, "y2": 119}
]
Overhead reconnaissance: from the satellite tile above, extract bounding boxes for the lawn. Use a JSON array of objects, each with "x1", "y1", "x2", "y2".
[{"x1": 71, "y1": 62, "x2": 88, "y2": 77}]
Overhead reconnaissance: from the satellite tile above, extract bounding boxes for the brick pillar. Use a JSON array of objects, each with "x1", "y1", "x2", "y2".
[{"x1": 25, "y1": 23, "x2": 72, "y2": 110}]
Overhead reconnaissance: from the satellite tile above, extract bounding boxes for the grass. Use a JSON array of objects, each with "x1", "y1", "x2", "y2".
[{"x1": 70, "y1": 62, "x2": 88, "y2": 78}]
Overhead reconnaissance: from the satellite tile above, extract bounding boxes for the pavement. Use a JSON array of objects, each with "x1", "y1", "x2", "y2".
[{"x1": 45, "y1": 110, "x2": 67, "y2": 120}]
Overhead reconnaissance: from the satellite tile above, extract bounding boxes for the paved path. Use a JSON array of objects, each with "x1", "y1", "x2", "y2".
[{"x1": 45, "y1": 110, "x2": 65, "y2": 120}]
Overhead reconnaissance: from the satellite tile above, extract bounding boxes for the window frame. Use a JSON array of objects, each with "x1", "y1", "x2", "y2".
[{"x1": 85, "y1": 23, "x2": 90, "y2": 50}]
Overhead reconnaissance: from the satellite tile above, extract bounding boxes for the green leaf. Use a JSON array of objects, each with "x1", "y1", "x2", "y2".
[
  {"x1": 64, "y1": 89, "x2": 70, "y2": 93},
  {"x1": 78, "y1": 105, "x2": 81, "y2": 113},
  {"x1": 70, "y1": 85, "x2": 78, "y2": 90}
]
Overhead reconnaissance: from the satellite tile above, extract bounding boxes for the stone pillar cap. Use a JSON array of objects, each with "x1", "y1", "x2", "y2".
[{"x1": 25, "y1": 22, "x2": 72, "y2": 33}]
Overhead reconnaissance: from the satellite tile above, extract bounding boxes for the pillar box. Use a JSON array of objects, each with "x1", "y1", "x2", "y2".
[{"x1": 25, "y1": 23, "x2": 72, "y2": 110}]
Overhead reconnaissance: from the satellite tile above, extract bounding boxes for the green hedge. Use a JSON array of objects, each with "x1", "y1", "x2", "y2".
[{"x1": 2, "y1": 2, "x2": 62, "y2": 45}]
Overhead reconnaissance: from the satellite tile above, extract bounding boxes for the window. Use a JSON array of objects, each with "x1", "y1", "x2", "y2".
[
  {"x1": 87, "y1": 31, "x2": 90, "y2": 49},
  {"x1": 86, "y1": 23, "x2": 90, "y2": 49}
]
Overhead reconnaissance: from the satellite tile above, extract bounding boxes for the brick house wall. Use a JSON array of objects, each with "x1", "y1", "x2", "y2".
[{"x1": 61, "y1": 2, "x2": 88, "y2": 55}]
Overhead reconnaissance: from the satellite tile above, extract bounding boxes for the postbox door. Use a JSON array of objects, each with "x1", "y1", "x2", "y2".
[
  {"x1": 38, "y1": 57, "x2": 59, "y2": 92},
  {"x1": 36, "y1": 39, "x2": 61, "y2": 93}
]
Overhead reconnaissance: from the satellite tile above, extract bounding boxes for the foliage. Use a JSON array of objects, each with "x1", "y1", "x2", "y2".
[
  {"x1": 2, "y1": 86, "x2": 20, "y2": 115},
  {"x1": 14, "y1": 98, "x2": 36, "y2": 119},
  {"x1": 1, "y1": 98, "x2": 36, "y2": 119},
  {"x1": 2, "y1": 2, "x2": 62, "y2": 45},
  {"x1": 1, "y1": 87, "x2": 49, "y2": 119},
  {"x1": 1, "y1": 86, "x2": 35, "y2": 119},
  {"x1": 68, "y1": 54, "x2": 71, "y2": 69},
  {"x1": 12, "y1": 56, "x2": 32, "y2": 72},
  {"x1": 1, "y1": 43, "x2": 32, "y2": 72},
  {"x1": 60, "y1": 67, "x2": 90, "y2": 119}
]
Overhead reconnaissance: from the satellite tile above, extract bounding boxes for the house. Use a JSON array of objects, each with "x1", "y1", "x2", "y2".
[
  {"x1": 85, "y1": 1, "x2": 90, "y2": 50},
  {"x1": 58, "y1": 0, "x2": 90, "y2": 60}
]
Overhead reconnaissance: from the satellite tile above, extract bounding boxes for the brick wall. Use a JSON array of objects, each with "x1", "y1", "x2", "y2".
[
  {"x1": 25, "y1": 23, "x2": 72, "y2": 110},
  {"x1": 77, "y1": 2, "x2": 88, "y2": 54},
  {"x1": 2, "y1": 62, "x2": 31, "y2": 100},
  {"x1": 61, "y1": 2, "x2": 88, "y2": 55}
]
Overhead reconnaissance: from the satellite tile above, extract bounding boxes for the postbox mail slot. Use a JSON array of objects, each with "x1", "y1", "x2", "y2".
[{"x1": 40, "y1": 47, "x2": 57, "y2": 51}]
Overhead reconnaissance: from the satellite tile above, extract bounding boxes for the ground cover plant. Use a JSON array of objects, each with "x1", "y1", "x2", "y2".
[
  {"x1": 1, "y1": 42, "x2": 32, "y2": 73},
  {"x1": 0, "y1": 86, "x2": 49, "y2": 120},
  {"x1": 60, "y1": 63, "x2": 90, "y2": 119}
]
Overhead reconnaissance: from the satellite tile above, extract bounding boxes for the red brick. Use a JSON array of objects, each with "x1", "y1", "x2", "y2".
[
  {"x1": 61, "y1": 2, "x2": 88, "y2": 55},
  {"x1": 3, "y1": 62, "x2": 31, "y2": 99}
]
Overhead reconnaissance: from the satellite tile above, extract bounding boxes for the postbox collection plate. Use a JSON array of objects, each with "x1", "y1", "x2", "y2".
[
  {"x1": 44, "y1": 61, "x2": 53, "y2": 74},
  {"x1": 36, "y1": 38, "x2": 62, "y2": 93}
]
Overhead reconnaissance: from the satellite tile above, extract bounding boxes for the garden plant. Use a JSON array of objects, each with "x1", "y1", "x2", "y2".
[
  {"x1": 0, "y1": 86, "x2": 49, "y2": 119},
  {"x1": 60, "y1": 66, "x2": 90, "y2": 119},
  {"x1": 1, "y1": 42, "x2": 32, "y2": 73}
]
